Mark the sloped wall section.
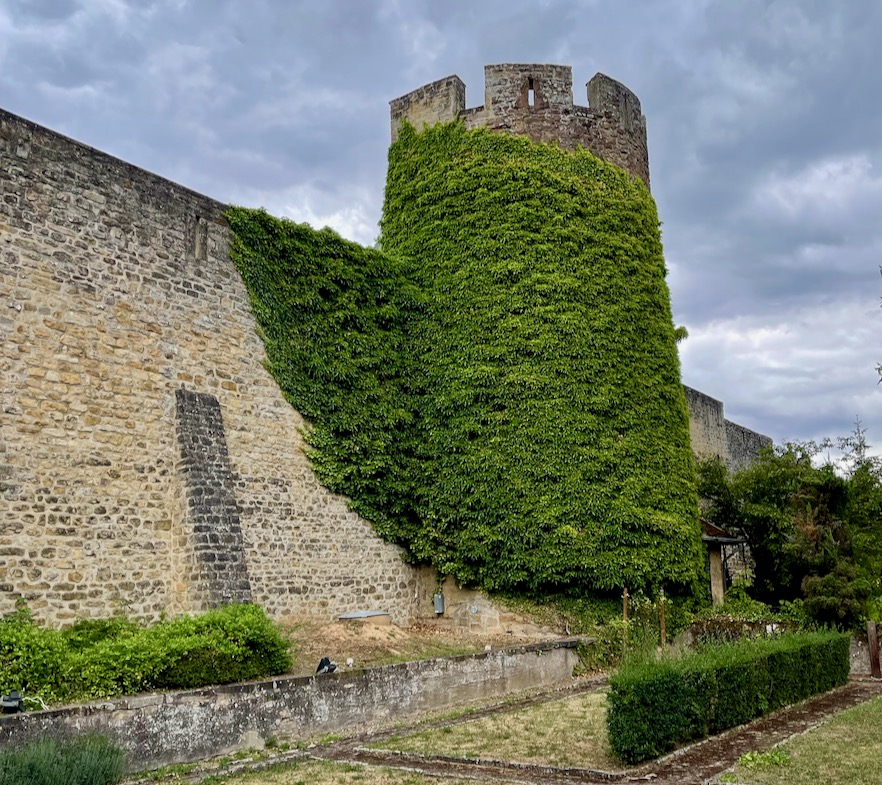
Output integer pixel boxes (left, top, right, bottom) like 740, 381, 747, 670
0, 109, 421, 625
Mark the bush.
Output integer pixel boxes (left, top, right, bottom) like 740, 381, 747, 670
607, 632, 850, 764
0, 603, 293, 705
61, 617, 140, 652
149, 603, 294, 689
0, 603, 69, 704
0, 736, 125, 785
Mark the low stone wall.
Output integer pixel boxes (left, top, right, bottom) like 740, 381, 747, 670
0, 638, 583, 772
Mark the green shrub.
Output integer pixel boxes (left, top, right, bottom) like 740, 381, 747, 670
607, 632, 850, 764
149, 603, 294, 689
0, 603, 293, 705
66, 603, 293, 699
0, 735, 125, 785
61, 617, 140, 652
0, 603, 68, 704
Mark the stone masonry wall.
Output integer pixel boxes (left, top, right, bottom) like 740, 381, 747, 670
684, 385, 772, 470
0, 108, 421, 626
725, 419, 774, 472
390, 64, 650, 188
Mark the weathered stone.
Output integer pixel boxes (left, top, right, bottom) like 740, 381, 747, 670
0, 108, 422, 625
391, 64, 651, 188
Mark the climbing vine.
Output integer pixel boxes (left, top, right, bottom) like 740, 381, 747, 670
227, 120, 703, 597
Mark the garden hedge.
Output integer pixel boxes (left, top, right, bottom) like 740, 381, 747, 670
0, 603, 292, 705
607, 632, 851, 763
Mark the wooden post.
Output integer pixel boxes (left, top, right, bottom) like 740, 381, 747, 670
659, 588, 666, 651
868, 621, 881, 679
708, 545, 725, 606
622, 588, 629, 622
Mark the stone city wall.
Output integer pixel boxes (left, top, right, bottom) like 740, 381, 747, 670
0, 108, 422, 626
684, 386, 772, 470
1, 94, 770, 628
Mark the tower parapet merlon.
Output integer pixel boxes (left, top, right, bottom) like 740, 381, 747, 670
389, 63, 650, 188
483, 63, 574, 112
389, 75, 465, 142
587, 72, 643, 132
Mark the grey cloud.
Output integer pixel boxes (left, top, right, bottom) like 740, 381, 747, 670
2, 0, 880, 449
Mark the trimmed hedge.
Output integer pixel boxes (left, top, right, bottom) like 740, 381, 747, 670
0, 603, 293, 705
607, 632, 850, 763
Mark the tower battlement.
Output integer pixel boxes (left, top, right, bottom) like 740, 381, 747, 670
390, 63, 650, 188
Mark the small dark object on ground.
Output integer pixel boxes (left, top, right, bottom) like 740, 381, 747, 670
0, 692, 23, 714
316, 657, 337, 675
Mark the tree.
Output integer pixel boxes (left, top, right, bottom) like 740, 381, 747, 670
697, 426, 882, 628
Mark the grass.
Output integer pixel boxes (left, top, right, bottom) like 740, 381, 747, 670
722, 696, 882, 785
0, 736, 125, 785
369, 690, 619, 770
177, 759, 486, 784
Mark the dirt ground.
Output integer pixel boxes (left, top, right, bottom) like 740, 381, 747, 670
282, 618, 557, 677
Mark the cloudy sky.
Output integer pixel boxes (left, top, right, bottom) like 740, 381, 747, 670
2, 0, 879, 456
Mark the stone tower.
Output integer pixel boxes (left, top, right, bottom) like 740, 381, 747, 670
390, 63, 650, 189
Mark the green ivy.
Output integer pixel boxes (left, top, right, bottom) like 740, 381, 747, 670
227, 120, 703, 596
225, 208, 426, 545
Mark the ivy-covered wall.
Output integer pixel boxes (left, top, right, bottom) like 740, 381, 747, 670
225, 211, 423, 546
228, 121, 704, 597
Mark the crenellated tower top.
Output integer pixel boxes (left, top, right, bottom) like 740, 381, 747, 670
390, 63, 650, 188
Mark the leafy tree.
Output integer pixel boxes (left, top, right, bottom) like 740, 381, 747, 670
697, 423, 882, 628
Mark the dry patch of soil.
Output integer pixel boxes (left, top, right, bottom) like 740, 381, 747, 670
369, 689, 617, 770
282, 619, 555, 677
